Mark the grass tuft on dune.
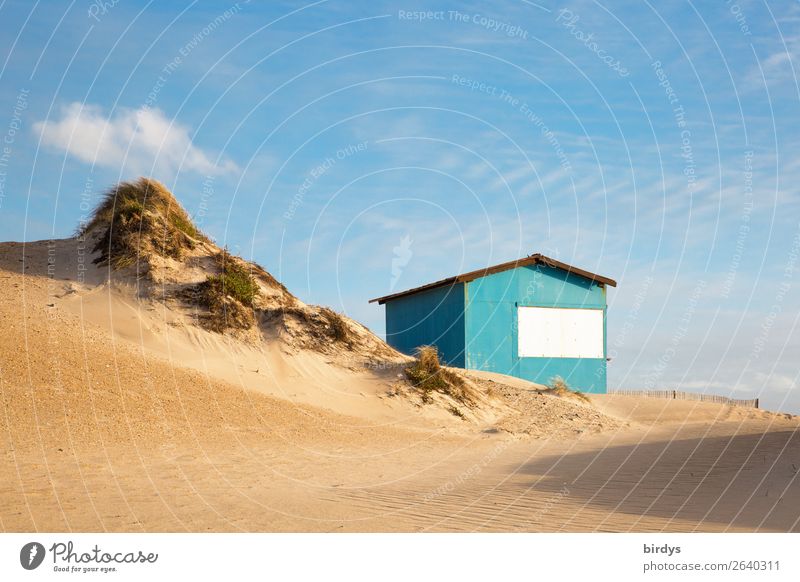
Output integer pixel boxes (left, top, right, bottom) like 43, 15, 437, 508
545, 376, 591, 403
405, 346, 475, 405
84, 177, 207, 269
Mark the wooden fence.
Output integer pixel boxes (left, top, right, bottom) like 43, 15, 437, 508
608, 389, 759, 409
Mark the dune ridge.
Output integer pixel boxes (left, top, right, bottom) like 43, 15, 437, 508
1, 178, 798, 532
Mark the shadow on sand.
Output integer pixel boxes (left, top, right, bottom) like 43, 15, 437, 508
516, 429, 800, 531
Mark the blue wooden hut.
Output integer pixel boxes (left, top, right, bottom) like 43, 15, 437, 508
370, 254, 616, 393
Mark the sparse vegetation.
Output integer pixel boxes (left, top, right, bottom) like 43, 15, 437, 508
544, 376, 590, 403
320, 307, 352, 344
73, 177, 407, 363
192, 250, 259, 332
207, 250, 259, 307
84, 178, 206, 269
448, 405, 466, 419
260, 305, 356, 349
79, 177, 385, 354
404, 346, 473, 404
249, 262, 289, 294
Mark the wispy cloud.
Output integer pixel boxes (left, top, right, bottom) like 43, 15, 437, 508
746, 45, 799, 90
34, 102, 238, 177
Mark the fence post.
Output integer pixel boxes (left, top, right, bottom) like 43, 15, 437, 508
755, 398, 759, 409
673, 390, 677, 400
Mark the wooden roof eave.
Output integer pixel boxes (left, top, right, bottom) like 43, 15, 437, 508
369, 254, 616, 305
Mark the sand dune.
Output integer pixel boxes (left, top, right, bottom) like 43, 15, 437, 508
2, 181, 798, 532
2, 243, 798, 532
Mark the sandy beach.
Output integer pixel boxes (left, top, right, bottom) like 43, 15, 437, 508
2, 236, 798, 533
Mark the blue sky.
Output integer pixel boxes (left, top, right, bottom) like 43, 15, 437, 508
1, 0, 799, 412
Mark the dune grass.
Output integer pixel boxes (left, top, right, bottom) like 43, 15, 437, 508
319, 307, 352, 344
206, 250, 259, 307
85, 178, 206, 269
193, 250, 259, 332
545, 376, 590, 403
404, 346, 473, 405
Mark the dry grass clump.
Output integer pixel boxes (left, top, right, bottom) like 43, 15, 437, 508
448, 405, 466, 419
404, 346, 473, 404
261, 305, 355, 349
249, 262, 289, 294
207, 250, 260, 307
85, 178, 205, 269
544, 376, 590, 403
190, 250, 259, 332
319, 307, 352, 344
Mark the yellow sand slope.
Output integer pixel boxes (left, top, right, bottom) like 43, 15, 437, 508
2, 183, 798, 533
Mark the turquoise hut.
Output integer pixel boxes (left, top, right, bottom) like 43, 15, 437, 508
370, 254, 616, 393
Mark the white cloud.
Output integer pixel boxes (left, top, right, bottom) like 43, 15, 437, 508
34, 102, 237, 177
750, 372, 796, 394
